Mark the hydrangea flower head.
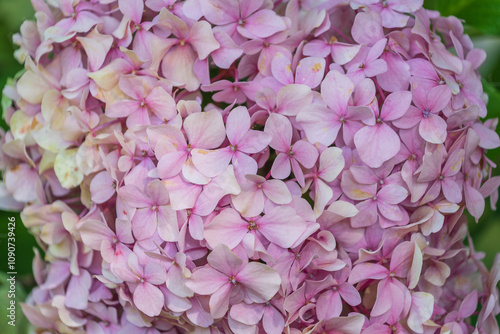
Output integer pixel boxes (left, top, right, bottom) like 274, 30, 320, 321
2, 0, 500, 333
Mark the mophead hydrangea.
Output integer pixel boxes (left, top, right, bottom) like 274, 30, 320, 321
1, 0, 500, 333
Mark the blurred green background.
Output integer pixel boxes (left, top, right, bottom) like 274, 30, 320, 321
0, 0, 499, 332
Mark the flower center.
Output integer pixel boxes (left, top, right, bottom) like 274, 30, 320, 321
230, 144, 237, 152
328, 36, 338, 45
376, 116, 383, 124
151, 205, 157, 211
422, 108, 431, 118
238, 19, 245, 27
248, 220, 258, 231
229, 276, 238, 285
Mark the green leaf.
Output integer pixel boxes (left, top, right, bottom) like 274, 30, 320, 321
424, 0, 500, 35
483, 78, 500, 119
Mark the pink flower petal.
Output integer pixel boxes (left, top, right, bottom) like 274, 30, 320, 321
226, 106, 250, 145
408, 292, 434, 333
262, 305, 285, 334
276, 84, 313, 116
187, 21, 220, 60
351, 199, 378, 227
132, 208, 157, 240
209, 281, 232, 318
238, 130, 272, 154
292, 140, 318, 168
321, 70, 353, 113
348, 263, 388, 284
258, 206, 308, 248
204, 208, 248, 249
296, 105, 341, 146
90, 171, 115, 204
354, 123, 401, 168
236, 262, 281, 302
240, 9, 287, 38
184, 110, 226, 149
377, 184, 408, 204
191, 147, 233, 178
442, 178, 462, 204
271, 52, 294, 86
427, 84, 452, 113
377, 201, 404, 221
341, 171, 377, 201
419, 114, 447, 144
318, 147, 344, 182
442, 149, 465, 177
78, 219, 114, 250
157, 151, 188, 179
271, 153, 291, 180
133, 282, 164, 317
380, 91, 412, 121
262, 180, 292, 205
145, 86, 177, 121
316, 290, 342, 320
186, 267, 229, 295
118, 0, 144, 23
295, 57, 326, 89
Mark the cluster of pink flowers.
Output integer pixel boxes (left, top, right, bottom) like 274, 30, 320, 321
2, 0, 500, 332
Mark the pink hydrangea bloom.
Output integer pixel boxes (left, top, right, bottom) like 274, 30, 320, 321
1, 0, 500, 333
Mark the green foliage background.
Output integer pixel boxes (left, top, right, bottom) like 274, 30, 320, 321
0, 0, 498, 332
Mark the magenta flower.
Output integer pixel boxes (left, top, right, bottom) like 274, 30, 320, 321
264, 113, 318, 187
185, 244, 281, 318
119, 179, 178, 241
204, 205, 308, 250
352, 0, 423, 28
199, 0, 287, 43
394, 85, 452, 144
297, 70, 374, 147
150, 109, 226, 184
158, 10, 220, 91
418, 148, 465, 204
271, 53, 326, 89
303, 34, 361, 66
342, 169, 409, 227
231, 174, 292, 217
354, 90, 412, 168
112, 252, 166, 317
191, 106, 271, 178
105, 75, 177, 127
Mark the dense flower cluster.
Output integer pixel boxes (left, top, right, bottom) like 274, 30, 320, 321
2, 0, 500, 332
